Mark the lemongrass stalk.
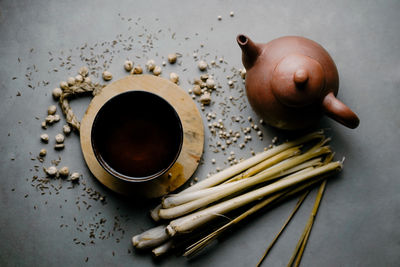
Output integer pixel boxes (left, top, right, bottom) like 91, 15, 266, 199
184, 176, 329, 257
159, 146, 331, 220
163, 164, 314, 211
132, 225, 170, 249
152, 240, 174, 257
162, 180, 243, 208
150, 204, 162, 221
225, 146, 301, 183
274, 158, 322, 176
288, 180, 327, 267
166, 161, 341, 236
180, 131, 325, 193
163, 148, 307, 208
256, 191, 310, 267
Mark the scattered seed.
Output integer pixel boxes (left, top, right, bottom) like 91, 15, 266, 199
198, 60, 208, 71
54, 144, 65, 150
48, 105, 57, 115
39, 149, 47, 157
63, 125, 71, 135
45, 166, 58, 176
124, 60, 133, 71
193, 85, 202, 95
102, 71, 113, 81
59, 166, 69, 177
153, 66, 162, 76
169, 72, 179, 84
132, 65, 143, 74
146, 59, 156, 71
167, 53, 177, 64
40, 133, 49, 143
70, 172, 80, 182
55, 134, 65, 144
200, 92, 211, 105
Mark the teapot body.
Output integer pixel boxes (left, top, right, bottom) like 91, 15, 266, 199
238, 35, 359, 130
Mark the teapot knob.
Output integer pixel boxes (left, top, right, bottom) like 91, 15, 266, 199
293, 69, 308, 84
271, 53, 325, 107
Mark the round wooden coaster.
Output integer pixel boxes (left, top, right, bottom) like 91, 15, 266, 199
80, 75, 204, 198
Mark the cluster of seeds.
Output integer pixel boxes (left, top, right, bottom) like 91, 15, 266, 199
186, 74, 217, 107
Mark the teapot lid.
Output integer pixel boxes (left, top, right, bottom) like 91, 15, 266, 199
271, 53, 325, 107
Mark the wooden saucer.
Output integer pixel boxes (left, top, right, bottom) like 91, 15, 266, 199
80, 75, 204, 198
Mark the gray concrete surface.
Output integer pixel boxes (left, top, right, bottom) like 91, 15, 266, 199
0, 0, 399, 266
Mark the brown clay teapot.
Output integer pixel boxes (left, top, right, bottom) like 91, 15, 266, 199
237, 34, 360, 130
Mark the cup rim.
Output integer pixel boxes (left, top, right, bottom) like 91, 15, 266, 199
91, 90, 183, 183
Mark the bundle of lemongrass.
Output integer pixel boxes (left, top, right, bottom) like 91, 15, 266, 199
132, 130, 342, 258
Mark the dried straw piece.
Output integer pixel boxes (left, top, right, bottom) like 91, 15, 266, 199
256, 191, 310, 267
287, 180, 327, 267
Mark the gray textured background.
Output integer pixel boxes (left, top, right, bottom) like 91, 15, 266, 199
1, 0, 399, 266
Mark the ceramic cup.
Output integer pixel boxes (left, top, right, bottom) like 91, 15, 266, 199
91, 90, 183, 182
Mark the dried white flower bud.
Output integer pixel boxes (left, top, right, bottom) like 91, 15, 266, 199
84, 76, 91, 84
63, 124, 71, 135
54, 114, 60, 122
153, 66, 162, 76
200, 92, 211, 105
198, 60, 208, 71
54, 144, 65, 150
75, 74, 83, 83
52, 88, 62, 99
169, 72, 179, 84
67, 77, 75, 86
59, 166, 69, 177
102, 71, 113, 81
124, 60, 133, 71
228, 80, 234, 87
206, 78, 215, 89
41, 121, 47, 129
60, 81, 69, 90
200, 74, 209, 81
132, 65, 143, 74
79, 66, 89, 77
193, 85, 202, 95
240, 68, 246, 79
167, 53, 177, 64
230, 11, 234, 17
146, 59, 156, 71
55, 133, 65, 144
217, 15, 222, 20
45, 115, 55, 124
70, 172, 80, 182
39, 149, 47, 157
46, 166, 57, 176
48, 105, 57, 115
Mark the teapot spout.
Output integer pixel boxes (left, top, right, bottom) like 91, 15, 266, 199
322, 92, 360, 129
237, 34, 261, 70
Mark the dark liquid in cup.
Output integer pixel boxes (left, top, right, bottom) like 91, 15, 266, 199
92, 91, 183, 180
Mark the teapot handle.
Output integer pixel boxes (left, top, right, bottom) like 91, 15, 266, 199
322, 92, 360, 129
